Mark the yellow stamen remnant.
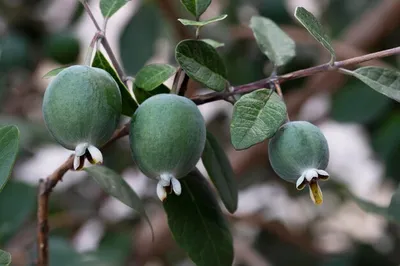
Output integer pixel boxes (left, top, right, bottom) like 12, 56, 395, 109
308, 180, 323, 205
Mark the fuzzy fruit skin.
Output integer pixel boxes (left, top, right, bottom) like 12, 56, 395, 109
42, 65, 121, 150
130, 94, 206, 180
268, 121, 329, 183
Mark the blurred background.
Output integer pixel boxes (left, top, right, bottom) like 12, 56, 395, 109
0, 0, 400, 265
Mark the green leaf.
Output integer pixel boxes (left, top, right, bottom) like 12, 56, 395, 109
163, 169, 234, 266
180, 0, 211, 18
202, 131, 238, 213
249, 16, 295, 66
178, 14, 228, 27
230, 89, 287, 150
352, 67, 400, 102
201, 39, 224, 48
388, 185, 400, 221
176, 40, 227, 92
42, 66, 67, 78
85, 166, 154, 238
0, 125, 19, 192
0, 249, 11, 266
134, 84, 170, 104
0, 181, 36, 243
100, 0, 129, 18
134, 64, 176, 91
92, 50, 138, 116
294, 7, 335, 61
120, 2, 161, 75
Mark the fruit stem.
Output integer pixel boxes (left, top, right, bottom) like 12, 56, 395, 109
271, 80, 290, 122
84, 32, 102, 66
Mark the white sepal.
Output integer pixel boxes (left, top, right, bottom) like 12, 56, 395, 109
75, 143, 89, 157
305, 169, 318, 181
316, 169, 330, 180
159, 173, 173, 186
87, 145, 103, 165
73, 155, 81, 170
171, 177, 182, 196
156, 182, 167, 201
296, 173, 306, 190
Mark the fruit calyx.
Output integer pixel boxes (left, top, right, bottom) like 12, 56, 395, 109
73, 143, 103, 170
296, 168, 329, 205
156, 173, 182, 201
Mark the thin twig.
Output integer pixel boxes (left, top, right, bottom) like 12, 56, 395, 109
81, 0, 127, 84
271, 80, 290, 121
44, 123, 130, 195
82, 0, 101, 31
37, 180, 49, 266
171, 68, 183, 94
191, 45, 400, 105
178, 74, 190, 96
84, 32, 103, 66
36, 123, 130, 266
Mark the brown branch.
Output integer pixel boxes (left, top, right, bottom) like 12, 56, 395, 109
177, 73, 190, 96
298, 0, 400, 114
44, 123, 129, 195
171, 68, 183, 93
37, 180, 49, 266
36, 123, 130, 266
36, 1, 400, 265
190, 45, 400, 105
132, 2, 400, 264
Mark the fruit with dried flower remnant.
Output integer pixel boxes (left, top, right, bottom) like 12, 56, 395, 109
268, 121, 330, 204
42, 65, 122, 170
129, 94, 206, 201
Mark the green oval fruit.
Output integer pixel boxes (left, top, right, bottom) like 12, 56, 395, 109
129, 94, 206, 200
130, 94, 206, 179
268, 121, 330, 204
42, 65, 121, 169
44, 31, 80, 65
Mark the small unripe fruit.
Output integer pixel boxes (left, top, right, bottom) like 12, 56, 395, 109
42, 65, 122, 170
129, 94, 206, 201
268, 121, 330, 204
